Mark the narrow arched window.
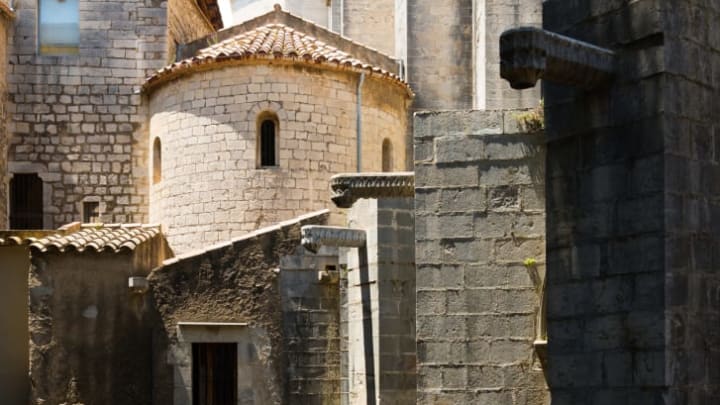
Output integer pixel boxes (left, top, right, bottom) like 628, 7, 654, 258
382, 138, 393, 172
153, 137, 162, 184
258, 113, 278, 167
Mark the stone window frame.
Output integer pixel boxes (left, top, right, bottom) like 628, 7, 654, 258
8, 162, 58, 229
79, 196, 106, 224
250, 102, 287, 170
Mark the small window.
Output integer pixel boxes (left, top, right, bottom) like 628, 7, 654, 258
382, 138, 393, 172
257, 113, 278, 167
38, 0, 80, 55
192, 343, 237, 405
10, 174, 43, 229
153, 137, 162, 184
82, 201, 100, 223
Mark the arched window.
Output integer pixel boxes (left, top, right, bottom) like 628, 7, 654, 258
382, 138, 393, 172
153, 137, 162, 184
257, 112, 278, 167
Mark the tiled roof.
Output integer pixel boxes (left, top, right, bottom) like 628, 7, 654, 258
143, 23, 410, 94
0, 223, 161, 254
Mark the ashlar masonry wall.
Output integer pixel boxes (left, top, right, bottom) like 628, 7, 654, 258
541, 0, 720, 402
343, 0, 396, 57
8, 0, 167, 228
482, 0, 542, 110
414, 110, 548, 403
148, 64, 409, 253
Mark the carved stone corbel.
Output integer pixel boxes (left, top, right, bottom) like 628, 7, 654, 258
330, 172, 415, 208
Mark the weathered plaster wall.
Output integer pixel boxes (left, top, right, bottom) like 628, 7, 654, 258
542, 0, 720, 402
343, 0, 395, 57
8, 0, 167, 228
28, 251, 161, 405
407, 0, 473, 110
343, 197, 416, 404
414, 110, 548, 403
148, 64, 409, 253
0, 14, 9, 229
279, 247, 342, 404
0, 246, 29, 404
148, 211, 329, 404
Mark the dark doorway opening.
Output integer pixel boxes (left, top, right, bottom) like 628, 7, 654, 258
192, 343, 237, 405
9, 174, 43, 229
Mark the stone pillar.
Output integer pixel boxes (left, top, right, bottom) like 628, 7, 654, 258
328, 172, 416, 404
344, 197, 416, 404
407, 0, 474, 110
482, 0, 542, 110
279, 248, 342, 404
534, 0, 720, 402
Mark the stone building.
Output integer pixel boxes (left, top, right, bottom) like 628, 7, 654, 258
0, 0, 564, 404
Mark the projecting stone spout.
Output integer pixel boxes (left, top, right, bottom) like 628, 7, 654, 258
500, 27, 616, 90
300, 225, 366, 253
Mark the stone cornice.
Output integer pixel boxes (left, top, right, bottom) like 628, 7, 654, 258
500, 27, 616, 90
300, 225, 366, 253
330, 172, 415, 208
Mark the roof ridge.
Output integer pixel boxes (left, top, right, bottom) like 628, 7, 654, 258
143, 21, 412, 96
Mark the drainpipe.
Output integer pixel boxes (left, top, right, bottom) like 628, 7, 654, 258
356, 72, 365, 172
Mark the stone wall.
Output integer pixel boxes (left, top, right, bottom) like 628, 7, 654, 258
148, 210, 329, 404
541, 0, 720, 402
8, 0, 167, 228
279, 247, 342, 404
0, 12, 9, 229
407, 0, 473, 110
227, 0, 330, 28
148, 64, 409, 253
343, 0, 396, 57
414, 110, 548, 403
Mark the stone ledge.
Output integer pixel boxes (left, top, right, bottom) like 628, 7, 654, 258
330, 172, 415, 208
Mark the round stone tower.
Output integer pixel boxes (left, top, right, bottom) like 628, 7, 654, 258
143, 20, 411, 252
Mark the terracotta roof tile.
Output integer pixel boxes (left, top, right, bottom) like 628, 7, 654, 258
143, 23, 410, 94
0, 223, 161, 254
